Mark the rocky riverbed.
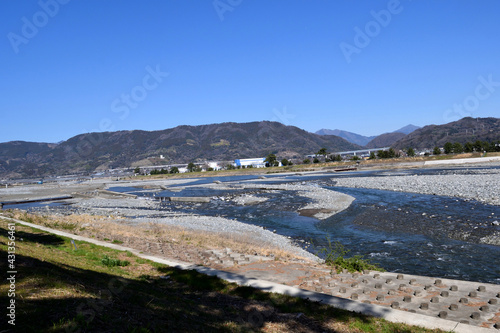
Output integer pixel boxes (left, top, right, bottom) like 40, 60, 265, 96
8, 178, 355, 262
332, 167, 500, 206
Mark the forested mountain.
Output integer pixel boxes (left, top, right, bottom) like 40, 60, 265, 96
392, 117, 500, 149
0, 121, 361, 178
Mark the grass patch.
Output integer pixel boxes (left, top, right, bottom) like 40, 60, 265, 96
101, 255, 130, 267
318, 237, 384, 273
0, 219, 441, 333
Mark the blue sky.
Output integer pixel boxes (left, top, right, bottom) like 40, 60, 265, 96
1, 0, 500, 143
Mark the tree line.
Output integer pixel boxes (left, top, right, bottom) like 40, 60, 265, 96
434, 140, 500, 155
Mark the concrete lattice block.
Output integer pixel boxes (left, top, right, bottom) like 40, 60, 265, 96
438, 311, 447, 319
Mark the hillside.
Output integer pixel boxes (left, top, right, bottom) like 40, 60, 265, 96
393, 117, 500, 149
0, 121, 361, 178
315, 129, 376, 146
365, 132, 407, 148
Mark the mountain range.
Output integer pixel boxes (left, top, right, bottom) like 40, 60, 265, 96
0, 118, 498, 179
315, 124, 420, 146
392, 117, 500, 150
0, 121, 360, 179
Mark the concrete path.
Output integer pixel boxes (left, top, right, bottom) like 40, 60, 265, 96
2, 215, 499, 332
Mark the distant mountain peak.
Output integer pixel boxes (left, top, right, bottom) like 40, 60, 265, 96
394, 124, 420, 135
315, 129, 376, 146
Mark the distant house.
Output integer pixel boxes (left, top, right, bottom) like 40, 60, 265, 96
207, 162, 221, 170
234, 158, 266, 168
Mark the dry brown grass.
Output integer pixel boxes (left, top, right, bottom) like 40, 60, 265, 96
4, 210, 313, 262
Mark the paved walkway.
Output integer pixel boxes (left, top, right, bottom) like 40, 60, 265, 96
2, 215, 499, 332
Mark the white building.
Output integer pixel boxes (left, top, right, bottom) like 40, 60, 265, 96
207, 162, 221, 170
234, 158, 266, 168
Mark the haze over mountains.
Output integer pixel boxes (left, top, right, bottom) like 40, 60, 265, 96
315, 124, 420, 147
0, 118, 498, 179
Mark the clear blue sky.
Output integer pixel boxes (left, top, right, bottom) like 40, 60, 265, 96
1, 0, 500, 143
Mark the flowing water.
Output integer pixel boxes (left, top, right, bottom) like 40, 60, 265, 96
20, 166, 500, 283
125, 167, 500, 284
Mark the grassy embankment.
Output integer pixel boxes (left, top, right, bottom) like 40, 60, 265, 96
3, 211, 308, 261
0, 220, 442, 333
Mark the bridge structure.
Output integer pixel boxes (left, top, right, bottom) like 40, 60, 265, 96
307, 147, 391, 158
334, 147, 391, 157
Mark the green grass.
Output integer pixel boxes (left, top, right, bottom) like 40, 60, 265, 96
0, 220, 442, 333
317, 237, 384, 273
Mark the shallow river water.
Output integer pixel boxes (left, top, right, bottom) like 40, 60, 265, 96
138, 167, 500, 284
21, 166, 500, 284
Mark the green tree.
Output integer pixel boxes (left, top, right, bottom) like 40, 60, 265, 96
473, 140, 483, 152
482, 141, 491, 152
464, 142, 474, 153
265, 154, 278, 167
406, 148, 416, 157
351, 155, 361, 161
377, 150, 389, 159
281, 158, 289, 166
443, 142, 453, 154
303, 158, 311, 164
317, 147, 327, 158
187, 162, 196, 172
134, 167, 141, 174
170, 166, 179, 174
433, 146, 441, 155
368, 151, 376, 160
453, 142, 464, 154
313, 157, 320, 163
388, 148, 396, 158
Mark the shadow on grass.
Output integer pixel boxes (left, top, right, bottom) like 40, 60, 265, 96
0, 223, 411, 333
11, 230, 65, 246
